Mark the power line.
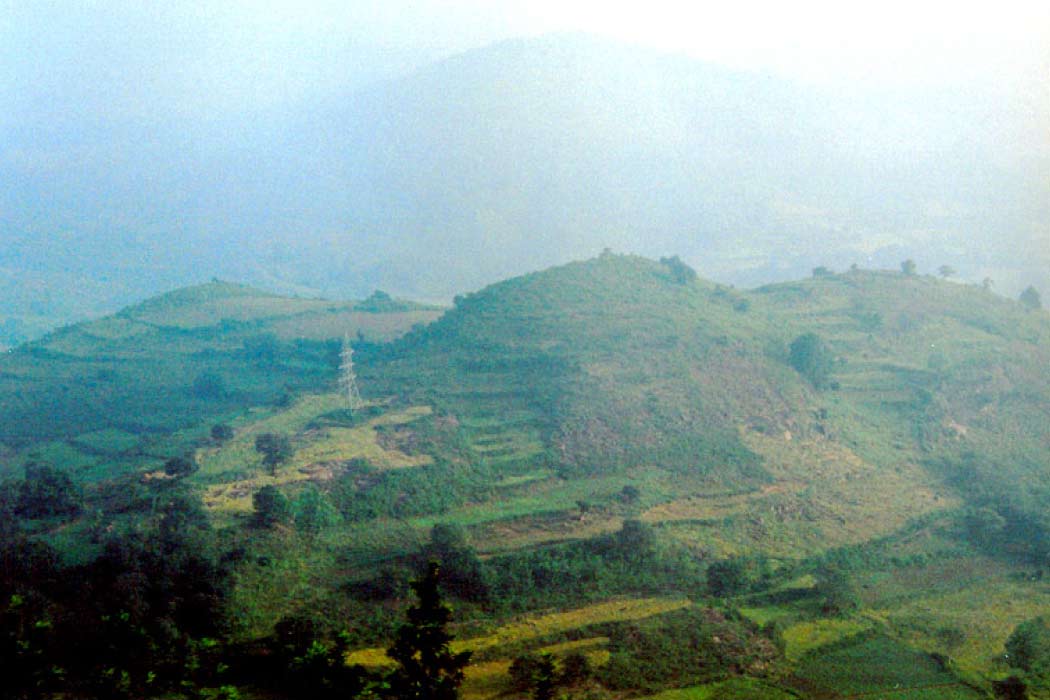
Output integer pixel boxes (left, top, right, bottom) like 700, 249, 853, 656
339, 334, 364, 413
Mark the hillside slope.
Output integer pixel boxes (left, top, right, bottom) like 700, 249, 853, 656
0, 281, 440, 481
361, 254, 1050, 555
4, 258, 1050, 698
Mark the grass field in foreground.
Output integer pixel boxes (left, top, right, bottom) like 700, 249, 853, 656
345, 596, 691, 668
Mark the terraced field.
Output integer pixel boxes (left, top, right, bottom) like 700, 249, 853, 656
198, 396, 434, 515
5, 257, 1050, 699
346, 597, 691, 699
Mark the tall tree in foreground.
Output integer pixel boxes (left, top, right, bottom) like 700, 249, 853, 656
386, 563, 471, 700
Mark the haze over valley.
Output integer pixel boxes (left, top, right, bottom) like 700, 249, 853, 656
2, 3, 1047, 345
3, 4, 1050, 700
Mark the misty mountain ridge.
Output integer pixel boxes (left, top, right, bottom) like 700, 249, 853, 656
3, 33, 1046, 344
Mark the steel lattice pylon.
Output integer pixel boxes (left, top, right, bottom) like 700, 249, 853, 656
338, 335, 364, 413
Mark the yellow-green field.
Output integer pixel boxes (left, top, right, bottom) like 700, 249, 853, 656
347, 596, 690, 667
197, 395, 432, 515
781, 618, 873, 661
877, 571, 1050, 674
346, 595, 690, 698
347, 599, 685, 698
636, 677, 800, 700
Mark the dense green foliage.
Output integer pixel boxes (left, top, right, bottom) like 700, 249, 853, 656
386, 563, 472, 700
601, 607, 778, 691
252, 486, 293, 528
2, 255, 1049, 698
793, 632, 984, 698
254, 433, 293, 476
0, 498, 231, 700
1005, 616, 1050, 696
1020, 285, 1043, 311
0, 281, 439, 482
16, 463, 82, 519
787, 332, 833, 388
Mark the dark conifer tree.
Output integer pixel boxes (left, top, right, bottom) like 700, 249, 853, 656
386, 563, 471, 700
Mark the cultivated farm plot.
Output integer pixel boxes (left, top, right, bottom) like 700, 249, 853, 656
793, 633, 984, 699
640, 481, 805, 524
346, 596, 690, 699
872, 565, 1050, 675
639, 678, 798, 700
781, 618, 874, 661
730, 431, 958, 553
198, 396, 433, 515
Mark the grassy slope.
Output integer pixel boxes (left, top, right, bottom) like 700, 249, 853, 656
359, 258, 1048, 691
5, 257, 1050, 696
360, 257, 1050, 563
0, 281, 441, 481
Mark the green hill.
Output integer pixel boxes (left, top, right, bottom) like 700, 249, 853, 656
3, 257, 1049, 699
0, 281, 440, 481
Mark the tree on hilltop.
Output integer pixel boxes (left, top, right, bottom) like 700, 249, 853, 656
1020, 286, 1042, 311
210, 423, 234, 443
659, 255, 697, 284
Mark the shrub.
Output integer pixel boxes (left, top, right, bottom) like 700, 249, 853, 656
252, 486, 292, 528
420, 523, 489, 602
1005, 617, 1050, 673
815, 563, 859, 616
294, 487, 339, 537
163, 456, 198, 478
660, 256, 698, 284
619, 485, 640, 504
191, 372, 228, 399
1020, 286, 1043, 311
509, 654, 543, 692
559, 652, 591, 685
707, 558, 750, 597
789, 333, 833, 388
210, 423, 234, 443
16, 463, 82, 519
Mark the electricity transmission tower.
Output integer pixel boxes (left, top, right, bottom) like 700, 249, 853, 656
339, 335, 364, 413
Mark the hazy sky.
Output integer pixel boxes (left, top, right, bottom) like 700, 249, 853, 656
3, 0, 1048, 131
0, 0, 1047, 325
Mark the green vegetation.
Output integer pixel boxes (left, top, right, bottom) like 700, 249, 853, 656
386, 563, 472, 700
787, 332, 834, 388
0, 281, 440, 481
254, 433, 293, 476
16, 463, 82, 519
3, 255, 1050, 698
1020, 285, 1043, 311
1005, 617, 1050, 697
793, 632, 984, 698
252, 485, 293, 528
